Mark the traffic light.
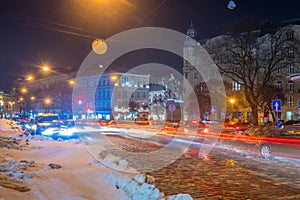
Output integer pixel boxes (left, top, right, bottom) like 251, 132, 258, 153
259, 116, 264, 124
77, 97, 83, 105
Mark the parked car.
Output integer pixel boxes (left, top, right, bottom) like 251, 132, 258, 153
284, 120, 300, 126
259, 126, 300, 160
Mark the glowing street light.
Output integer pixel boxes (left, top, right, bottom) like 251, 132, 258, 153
26, 75, 34, 81
42, 65, 50, 72
111, 75, 118, 81
21, 88, 28, 93
69, 79, 75, 85
44, 98, 51, 105
229, 98, 235, 109
30, 96, 36, 101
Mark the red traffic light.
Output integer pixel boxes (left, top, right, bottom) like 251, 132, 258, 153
77, 97, 83, 105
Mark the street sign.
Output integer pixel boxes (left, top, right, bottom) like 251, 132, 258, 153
210, 105, 216, 113
168, 104, 176, 112
275, 120, 283, 129
272, 100, 281, 111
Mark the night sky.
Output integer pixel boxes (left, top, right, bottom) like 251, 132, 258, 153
0, 0, 299, 91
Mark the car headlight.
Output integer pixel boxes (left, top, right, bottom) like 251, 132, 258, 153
25, 124, 31, 129
31, 124, 37, 130
59, 128, 76, 136
41, 128, 57, 136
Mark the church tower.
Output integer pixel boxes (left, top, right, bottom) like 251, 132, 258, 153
182, 22, 203, 121
183, 21, 201, 89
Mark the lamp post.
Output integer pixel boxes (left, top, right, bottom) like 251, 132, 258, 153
229, 98, 235, 110
8, 101, 15, 118
229, 98, 235, 121
44, 98, 51, 113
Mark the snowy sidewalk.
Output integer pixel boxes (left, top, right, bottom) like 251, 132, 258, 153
0, 119, 193, 200
0, 119, 127, 200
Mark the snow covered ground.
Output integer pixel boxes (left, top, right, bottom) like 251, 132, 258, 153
0, 119, 193, 200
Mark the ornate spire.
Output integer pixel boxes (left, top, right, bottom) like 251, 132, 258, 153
186, 21, 197, 39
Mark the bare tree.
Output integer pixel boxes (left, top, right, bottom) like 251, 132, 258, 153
206, 20, 290, 124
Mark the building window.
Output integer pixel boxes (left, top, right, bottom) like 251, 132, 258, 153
286, 31, 294, 40
184, 59, 188, 66
276, 50, 282, 61
287, 64, 294, 74
276, 66, 282, 75
232, 81, 241, 91
121, 77, 128, 84
194, 71, 198, 79
287, 95, 294, 106
275, 80, 282, 89
288, 48, 295, 58
288, 81, 294, 93
184, 72, 188, 79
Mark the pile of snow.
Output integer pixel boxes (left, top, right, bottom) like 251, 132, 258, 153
95, 150, 137, 173
104, 172, 193, 200
0, 136, 28, 150
0, 156, 39, 192
0, 119, 23, 137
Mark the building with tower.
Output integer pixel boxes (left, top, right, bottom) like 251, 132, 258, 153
183, 19, 300, 123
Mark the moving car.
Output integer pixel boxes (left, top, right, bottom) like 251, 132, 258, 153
30, 113, 61, 135
134, 118, 150, 125
259, 126, 300, 160
225, 122, 252, 133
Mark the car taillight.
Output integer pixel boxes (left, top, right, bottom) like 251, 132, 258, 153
236, 126, 240, 130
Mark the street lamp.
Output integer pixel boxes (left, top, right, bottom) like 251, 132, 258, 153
8, 101, 15, 118
111, 75, 118, 81
21, 88, 28, 94
229, 98, 235, 121
44, 98, 51, 113
69, 79, 75, 85
229, 98, 235, 110
26, 75, 34, 81
42, 65, 50, 72
44, 98, 51, 105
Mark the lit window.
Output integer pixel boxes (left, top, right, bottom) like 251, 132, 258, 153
232, 81, 241, 91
